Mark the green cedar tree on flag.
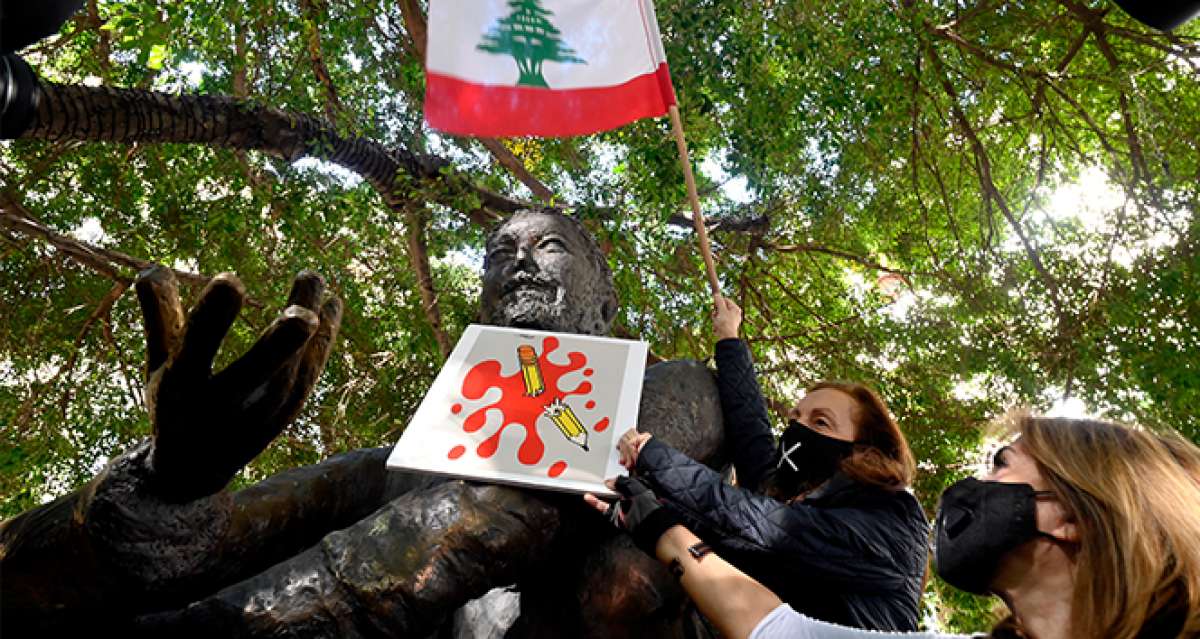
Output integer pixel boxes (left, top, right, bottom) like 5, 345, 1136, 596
424, 0, 677, 137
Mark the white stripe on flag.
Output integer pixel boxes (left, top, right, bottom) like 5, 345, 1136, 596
427, 0, 666, 90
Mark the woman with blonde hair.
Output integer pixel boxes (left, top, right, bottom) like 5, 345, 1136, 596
595, 414, 1200, 638
963, 414, 1200, 638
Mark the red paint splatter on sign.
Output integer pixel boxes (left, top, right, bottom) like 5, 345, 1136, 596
454, 336, 601, 469
451, 403, 462, 415
584, 368, 593, 376
548, 461, 567, 477
448, 445, 466, 459
585, 400, 596, 410
593, 418, 610, 432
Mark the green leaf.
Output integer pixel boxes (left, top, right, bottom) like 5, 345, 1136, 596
147, 44, 169, 70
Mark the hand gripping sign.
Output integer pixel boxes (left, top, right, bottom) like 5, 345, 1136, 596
387, 325, 647, 496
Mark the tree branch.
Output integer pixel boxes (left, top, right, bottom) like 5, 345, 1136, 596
299, 0, 343, 123
16, 80, 526, 220
1090, 26, 1151, 186
283, 0, 457, 360
761, 240, 913, 276
759, 268, 838, 330
1031, 26, 1091, 117
0, 190, 243, 299
9, 278, 129, 430
926, 45, 1065, 308
404, 207, 452, 359
476, 138, 557, 203
54, 280, 129, 417
666, 211, 770, 235
938, 0, 1003, 31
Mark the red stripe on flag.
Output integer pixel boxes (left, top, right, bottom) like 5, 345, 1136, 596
425, 63, 676, 138
655, 63, 677, 108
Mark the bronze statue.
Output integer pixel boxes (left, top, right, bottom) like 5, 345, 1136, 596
0, 210, 726, 637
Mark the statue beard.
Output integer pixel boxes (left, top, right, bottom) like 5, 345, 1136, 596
490, 279, 571, 332
482, 270, 611, 335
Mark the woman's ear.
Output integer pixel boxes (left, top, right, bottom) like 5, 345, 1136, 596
1045, 512, 1080, 544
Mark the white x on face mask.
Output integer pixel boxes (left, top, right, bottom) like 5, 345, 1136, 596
773, 420, 856, 490
777, 440, 803, 472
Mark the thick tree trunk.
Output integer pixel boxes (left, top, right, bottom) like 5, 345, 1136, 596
10, 77, 771, 236
17, 80, 525, 217
11, 78, 516, 354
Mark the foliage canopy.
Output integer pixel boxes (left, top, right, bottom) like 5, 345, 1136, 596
1, 0, 1197, 630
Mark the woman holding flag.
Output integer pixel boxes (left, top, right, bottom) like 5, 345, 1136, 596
589, 296, 928, 632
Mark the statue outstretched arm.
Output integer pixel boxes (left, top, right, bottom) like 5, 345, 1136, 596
137, 480, 561, 638
0, 267, 347, 629
130, 360, 727, 638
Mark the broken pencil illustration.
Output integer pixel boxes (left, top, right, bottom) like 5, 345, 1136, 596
517, 344, 546, 397
544, 396, 589, 451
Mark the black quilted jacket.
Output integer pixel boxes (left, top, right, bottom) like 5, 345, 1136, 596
635, 339, 928, 632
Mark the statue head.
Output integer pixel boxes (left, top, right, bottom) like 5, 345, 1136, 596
480, 210, 618, 336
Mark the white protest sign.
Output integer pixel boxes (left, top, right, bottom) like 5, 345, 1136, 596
387, 325, 647, 496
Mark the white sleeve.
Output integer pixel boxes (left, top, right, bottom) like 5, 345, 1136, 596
747, 604, 976, 639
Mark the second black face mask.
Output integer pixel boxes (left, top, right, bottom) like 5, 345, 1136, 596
773, 420, 855, 494
933, 477, 1056, 594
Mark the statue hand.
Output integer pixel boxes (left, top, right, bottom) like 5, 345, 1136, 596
0, 267, 343, 624
135, 266, 342, 502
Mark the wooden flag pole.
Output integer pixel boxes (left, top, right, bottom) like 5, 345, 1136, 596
667, 104, 721, 301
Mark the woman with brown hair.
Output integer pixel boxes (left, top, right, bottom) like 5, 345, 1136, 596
594, 297, 929, 631
595, 414, 1200, 638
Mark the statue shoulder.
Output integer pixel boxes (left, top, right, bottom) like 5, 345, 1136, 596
638, 360, 725, 467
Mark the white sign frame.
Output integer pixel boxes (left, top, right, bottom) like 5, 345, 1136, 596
386, 325, 647, 497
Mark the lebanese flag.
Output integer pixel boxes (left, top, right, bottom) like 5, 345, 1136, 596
425, 0, 677, 138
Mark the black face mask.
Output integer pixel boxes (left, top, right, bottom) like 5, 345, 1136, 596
773, 420, 855, 495
933, 477, 1057, 594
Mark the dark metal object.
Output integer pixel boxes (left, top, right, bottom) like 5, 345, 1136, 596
0, 211, 727, 637
137, 481, 563, 638
0, 0, 85, 54
0, 0, 83, 137
1, 53, 39, 139
1, 267, 346, 631
1112, 0, 1200, 30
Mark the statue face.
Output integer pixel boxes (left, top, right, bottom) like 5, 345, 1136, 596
480, 211, 616, 335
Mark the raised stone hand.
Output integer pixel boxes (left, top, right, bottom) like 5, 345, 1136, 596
0, 266, 343, 632
136, 266, 341, 501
